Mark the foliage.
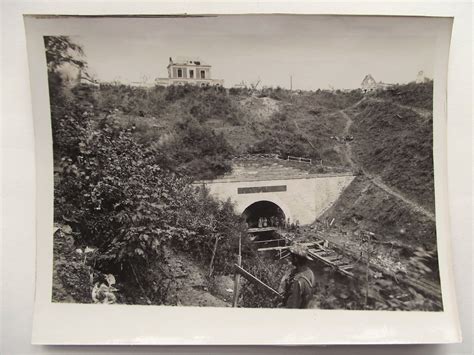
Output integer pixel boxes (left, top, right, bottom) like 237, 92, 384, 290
96, 84, 164, 116
239, 254, 291, 308
92, 274, 118, 304
52, 91, 244, 304
166, 117, 235, 179
44, 36, 86, 72
46, 37, 247, 305
350, 100, 434, 211
373, 81, 433, 110
52, 235, 93, 303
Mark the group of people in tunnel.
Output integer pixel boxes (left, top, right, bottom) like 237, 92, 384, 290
256, 216, 300, 231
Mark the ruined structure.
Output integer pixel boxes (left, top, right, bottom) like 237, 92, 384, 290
361, 74, 392, 92
156, 57, 224, 87
416, 70, 429, 84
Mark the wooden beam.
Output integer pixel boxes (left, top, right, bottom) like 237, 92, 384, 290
253, 238, 287, 244
234, 264, 282, 297
258, 245, 291, 252
247, 227, 278, 233
232, 235, 242, 307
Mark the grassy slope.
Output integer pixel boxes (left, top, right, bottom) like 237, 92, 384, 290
221, 89, 362, 166
100, 83, 435, 248
372, 81, 433, 110
320, 81, 436, 249
104, 85, 364, 167
320, 176, 437, 247
350, 83, 435, 212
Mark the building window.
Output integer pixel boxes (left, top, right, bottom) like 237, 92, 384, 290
200, 70, 206, 79
189, 70, 194, 79
177, 68, 183, 78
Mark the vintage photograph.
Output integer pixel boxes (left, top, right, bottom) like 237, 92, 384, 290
47, 15, 442, 311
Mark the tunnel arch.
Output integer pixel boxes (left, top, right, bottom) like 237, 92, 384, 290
241, 199, 292, 228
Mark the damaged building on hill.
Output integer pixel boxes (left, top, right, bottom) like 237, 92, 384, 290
156, 57, 224, 87
361, 74, 393, 93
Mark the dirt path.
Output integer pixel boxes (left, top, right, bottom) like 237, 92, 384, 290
339, 105, 435, 222
364, 172, 435, 221
339, 110, 356, 170
164, 248, 231, 307
367, 97, 432, 120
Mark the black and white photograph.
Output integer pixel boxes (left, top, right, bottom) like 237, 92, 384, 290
40, 15, 446, 312
1, 0, 467, 347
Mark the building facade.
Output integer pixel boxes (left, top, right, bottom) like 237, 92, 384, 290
156, 57, 224, 87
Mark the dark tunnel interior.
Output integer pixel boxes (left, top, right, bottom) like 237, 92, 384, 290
242, 201, 286, 228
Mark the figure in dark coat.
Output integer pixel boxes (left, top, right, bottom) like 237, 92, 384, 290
284, 245, 316, 309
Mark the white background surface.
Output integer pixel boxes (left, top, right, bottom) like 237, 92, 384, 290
1, 1, 472, 354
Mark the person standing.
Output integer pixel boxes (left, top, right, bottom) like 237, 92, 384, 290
284, 245, 316, 309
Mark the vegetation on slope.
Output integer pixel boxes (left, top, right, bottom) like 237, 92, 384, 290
372, 81, 433, 110
321, 176, 436, 247
349, 97, 434, 212
48, 37, 249, 305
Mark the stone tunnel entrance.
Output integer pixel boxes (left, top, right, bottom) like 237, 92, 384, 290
242, 201, 286, 229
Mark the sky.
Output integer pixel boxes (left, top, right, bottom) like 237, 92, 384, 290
61, 15, 438, 90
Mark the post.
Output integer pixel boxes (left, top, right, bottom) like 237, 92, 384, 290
364, 232, 372, 308
208, 234, 219, 277
232, 234, 242, 307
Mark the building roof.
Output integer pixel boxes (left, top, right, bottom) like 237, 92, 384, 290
169, 56, 210, 66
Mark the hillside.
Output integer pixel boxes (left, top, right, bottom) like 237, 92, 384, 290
320, 81, 435, 240
96, 85, 363, 170
57, 77, 437, 308
94, 81, 435, 240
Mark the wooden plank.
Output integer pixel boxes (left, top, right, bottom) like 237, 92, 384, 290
339, 265, 355, 270
232, 235, 242, 307
258, 245, 291, 252
253, 238, 287, 244
307, 248, 326, 254
234, 264, 282, 297
325, 255, 342, 262
247, 227, 278, 233
259, 242, 319, 252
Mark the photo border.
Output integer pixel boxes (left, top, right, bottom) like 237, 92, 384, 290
24, 6, 460, 346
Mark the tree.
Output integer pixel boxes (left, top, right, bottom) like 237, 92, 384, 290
44, 36, 86, 73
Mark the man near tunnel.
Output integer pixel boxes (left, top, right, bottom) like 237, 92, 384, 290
284, 244, 316, 309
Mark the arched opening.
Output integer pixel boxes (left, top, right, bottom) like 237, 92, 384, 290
242, 201, 286, 229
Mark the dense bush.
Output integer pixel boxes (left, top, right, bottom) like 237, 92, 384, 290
53, 106, 246, 302
165, 117, 235, 180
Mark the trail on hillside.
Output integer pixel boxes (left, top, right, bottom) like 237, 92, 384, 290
339, 110, 356, 170
340, 104, 435, 222
365, 172, 435, 221
367, 97, 432, 120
